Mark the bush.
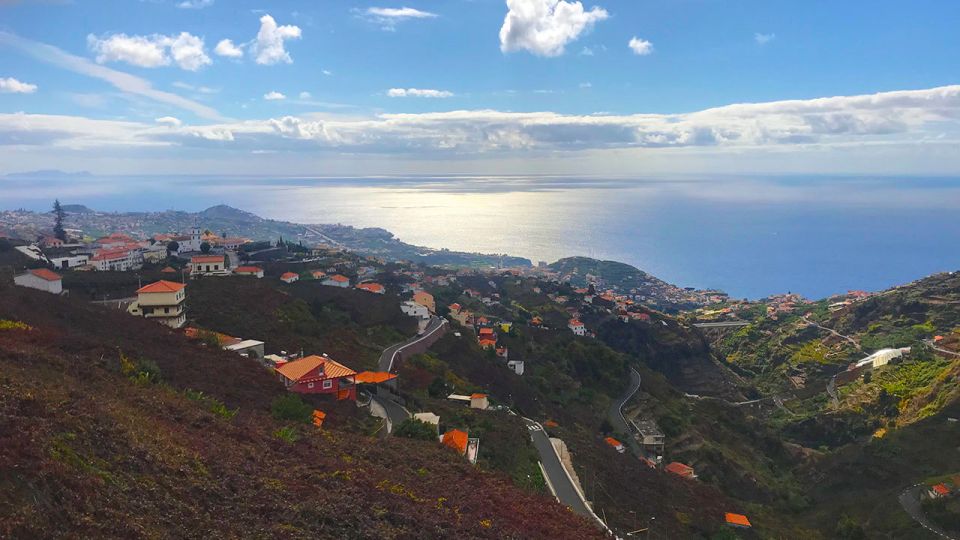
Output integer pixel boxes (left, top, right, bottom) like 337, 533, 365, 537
393, 419, 438, 441
271, 394, 313, 424
274, 426, 300, 443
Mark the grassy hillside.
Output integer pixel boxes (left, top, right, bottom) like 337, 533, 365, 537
0, 284, 602, 539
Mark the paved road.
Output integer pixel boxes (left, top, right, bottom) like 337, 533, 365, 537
608, 368, 642, 456
692, 321, 750, 328
521, 418, 595, 519
370, 393, 411, 432
899, 484, 958, 539
925, 339, 960, 358
378, 315, 446, 372
802, 316, 862, 351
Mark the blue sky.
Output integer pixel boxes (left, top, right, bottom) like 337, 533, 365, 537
1, 0, 959, 176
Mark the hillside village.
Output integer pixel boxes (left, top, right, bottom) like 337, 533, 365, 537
3, 204, 960, 539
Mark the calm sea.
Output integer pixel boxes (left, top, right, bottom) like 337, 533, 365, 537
4, 174, 960, 299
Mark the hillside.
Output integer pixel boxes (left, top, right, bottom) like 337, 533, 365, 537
0, 284, 603, 539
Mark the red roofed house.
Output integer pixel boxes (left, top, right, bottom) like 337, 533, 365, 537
413, 291, 435, 313
161, 266, 177, 274
280, 272, 299, 283
275, 354, 357, 400
568, 319, 586, 336
322, 274, 350, 288
665, 462, 697, 479
441, 429, 468, 455
470, 393, 489, 410
190, 254, 227, 276
928, 483, 951, 499
311, 270, 327, 280
13, 268, 63, 295
724, 513, 751, 529
356, 282, 385, 294
128, 280, 187, 328
91, 248, 142, 271
233, 266, 264, 278
604, 437, 625, 453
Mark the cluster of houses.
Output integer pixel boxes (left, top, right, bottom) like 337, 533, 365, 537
18, 227, 253, 274
448, 303, 523, 376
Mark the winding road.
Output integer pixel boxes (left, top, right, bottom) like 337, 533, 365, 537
378, 315, 446, 372
899, 484, 958, 539
608, 368, 642, 456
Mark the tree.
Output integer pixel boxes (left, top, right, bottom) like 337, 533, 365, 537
167, 240, 179, 255
393, 419, 438, 441
428, 376, 449, 398
52, 199, 66, 241
0, 238, 11, 253
835, 514, 866, 539
200, 242, 211, 254
270, 394, 313, 424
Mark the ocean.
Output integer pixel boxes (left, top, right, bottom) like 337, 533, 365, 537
4, 174, 960, 300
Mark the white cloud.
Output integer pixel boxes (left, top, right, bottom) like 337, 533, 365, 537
579, 46, 594, 56
264, 91, 286, 100
362, 6, 438, 30
322, 69, 332, 76
172, 81, 218, 94
155, 116, 182, 127
177, 0, 214, 8
628, 36, 653, 56
0, 77, 37, 94
250, 15, 301, 65
299, 91, 311, 99
0, 31, 223, 120
755, 33, 775, 45
499, 0, 609, 57
579, 82, 592, 88
86, 32, 211, 71
387, 88, 454, 98
214, 38, 243, 58
2, 86, 959, 166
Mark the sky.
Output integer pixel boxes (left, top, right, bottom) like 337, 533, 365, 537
1, 0, 959, 176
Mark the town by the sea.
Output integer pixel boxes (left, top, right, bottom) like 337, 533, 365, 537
3, 173, 959, 300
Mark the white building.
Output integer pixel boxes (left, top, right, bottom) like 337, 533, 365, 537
224, 339, 265, 360
177, 227, 204, 254
507, 359, 525, 376
400, 300, 430, 320
568, 319, 586, 336
13, 268, 63, 294
233, 266, 264, 278
91, 249, 142, 271
190, 254, 228, 276
127, 280, 187, 329
48, 253, 89, 270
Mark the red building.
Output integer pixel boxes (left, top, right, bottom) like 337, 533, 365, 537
275, 354, 357, 400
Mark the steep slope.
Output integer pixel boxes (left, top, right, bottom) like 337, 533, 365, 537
0, 285, 603, 539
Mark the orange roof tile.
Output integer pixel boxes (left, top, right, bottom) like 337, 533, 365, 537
442, 429, 468, 454
191, 255, 224, 263
275, 355, 356, 383
470, 393, 487, 399
280, 272, 299, 279
234, 266, 262, 273
478, 327, 494, 335
569, 319, 583, 326
604, 437, 623, 448
355, 371, 398, 384
330, 274, 349, 282
356, 282, 385, 293
724, 513, 751, 528
160, 266, 177, 273
933, 484, 951, 495
28, 268, 62, 282
137, 280, 186, 294
666, 462, 694, 476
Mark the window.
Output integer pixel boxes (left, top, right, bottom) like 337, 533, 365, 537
307, 382, 315, 389
322, 380, 333, 389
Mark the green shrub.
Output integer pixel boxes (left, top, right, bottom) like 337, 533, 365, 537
393, 419, 438, 441
274, 426, 300, 443
271, 394, 313, 424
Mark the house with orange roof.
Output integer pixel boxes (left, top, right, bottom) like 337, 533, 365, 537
724, 513, 751, 529
356, 282, 385, 294
322, 274, 350, 288
470, 393, 489, 410
928, 483, 952, 499
413, 290, 435, 313
161, 266, 177, 274
665, 462, 697, 479
441, 429, 469, 455
91, 247, 142, 271
128, 280, 187, 328
568, 319, 586, 336
478, 337, 497, 349
190, 254, 227, 276
604, 437, 625, 453
310, 270, 327, 280
233, 266, 264, 278
275, 354, 357, 400
280, 272, 299, 283
14, 268, 63, 295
